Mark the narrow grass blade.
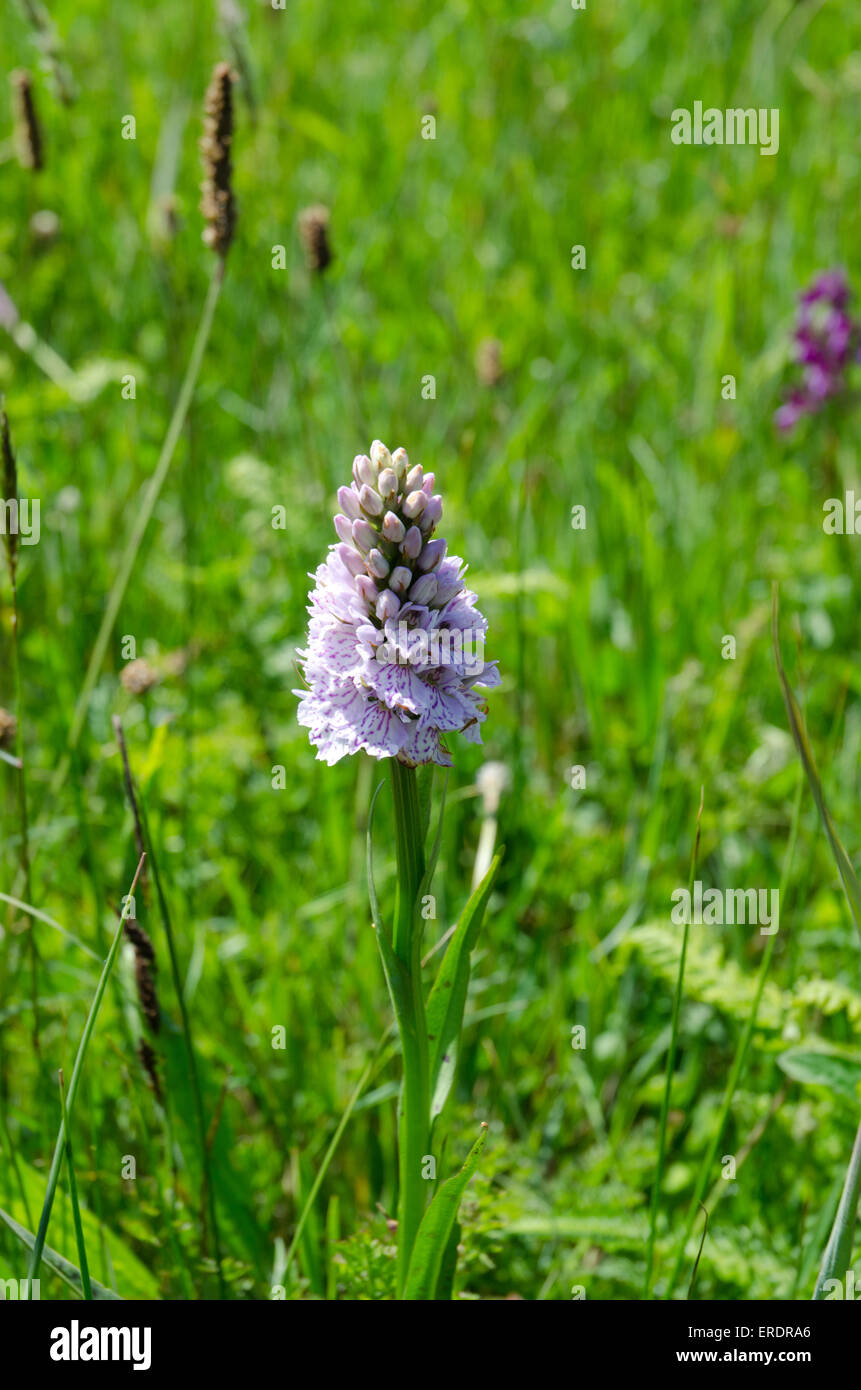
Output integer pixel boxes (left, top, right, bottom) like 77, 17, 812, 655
281, 1039, 391, 1286
772, 585, 861, 936
813, 1118, 861, 1299
403, 1123, 488, 1301
0, 892, 101, 961
665, 771, 803, 1296
772, 589, 861, 1298
644, 787, 703, 1297
25, 854, 145, 1293
0, 1205, 122, 1301
56, 260, 225, 790
426, 850, 502, 1120
58, 1069, 92, 1300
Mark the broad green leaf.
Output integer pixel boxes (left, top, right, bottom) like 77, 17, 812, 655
0, 1205, 123, 1301
373, 913, 416, 1047
773, 589, 861, 937
777, 1048, 861, 1103
403, 1124, 488, 1300
426, 851, 502, 1120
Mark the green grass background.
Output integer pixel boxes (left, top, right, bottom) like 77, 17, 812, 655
1, 0, 860, 1298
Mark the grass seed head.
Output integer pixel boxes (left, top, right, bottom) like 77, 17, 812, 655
10, 70, 43, 171
0, 707, 17, 748
1, 404, 18, 577
298, 204, 333, 274
200, 61, 237, 257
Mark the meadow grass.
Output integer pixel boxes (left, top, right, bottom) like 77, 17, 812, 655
1, 0, 860, 1299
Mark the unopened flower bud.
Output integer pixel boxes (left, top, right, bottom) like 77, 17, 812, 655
370, 440, 392, 471
338, 543, 366, 577
389, 565, 412, 595
405, 465, 424, 493
391, 447, 409, 481
353, 454, 375, 488
381, 511, 406, 543
337, 485, 361, 520
376, 589, 401, 622
334, 514, 353, 544
358, 484, 384, 516
403, 490, 427, 519
419, 495, 443, 532
433, 581, 462, 607
410, 574, 438, 605
377, 468, 398, 500
355, 575, 378, 604
352, 518, 376, 551
401, 526, 422, 559
356, 623, 384, 648
421, 472, 435, 496
367, 549, 390, 578
417, 538, 446, 572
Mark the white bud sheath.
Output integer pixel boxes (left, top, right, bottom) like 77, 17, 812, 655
356, 623, 383, 647
352, 518, 376, 551
370, 440, 392, 471
417, 538, 446, 572
389, 565, 412, 595
376, 589, 401, 621
401, 526, 422, 559
367, 548, 390, 578
355, 575, 378, 604
377, 468, 398, 500
353, 454, 376, 488
410, 574, 438, 604
381, 511, 406, 543
358, 484, 384, 516
338, 485, 362, 520
403, 490, 427, 519
391, 447, 409, 481
338, 544, 366, 577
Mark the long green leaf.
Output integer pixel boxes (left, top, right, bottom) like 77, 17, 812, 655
426, 851, 502, 1120
366, 778, 386, 932
0, 1205, 122, 1300
403, 1123, 488, 1300
374, 912, 416, 1047
773, 589, 861, 1298
58, 1070, 92, 1300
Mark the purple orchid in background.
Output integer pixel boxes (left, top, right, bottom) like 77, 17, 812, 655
775, 268, 861, 433
295, 441, 499, 767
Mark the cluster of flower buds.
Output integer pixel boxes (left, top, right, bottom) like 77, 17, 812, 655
332, 441, 454, 625
296, 441, 498, 766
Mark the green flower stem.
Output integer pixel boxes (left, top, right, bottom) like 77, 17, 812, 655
388, 758, 430, 1298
